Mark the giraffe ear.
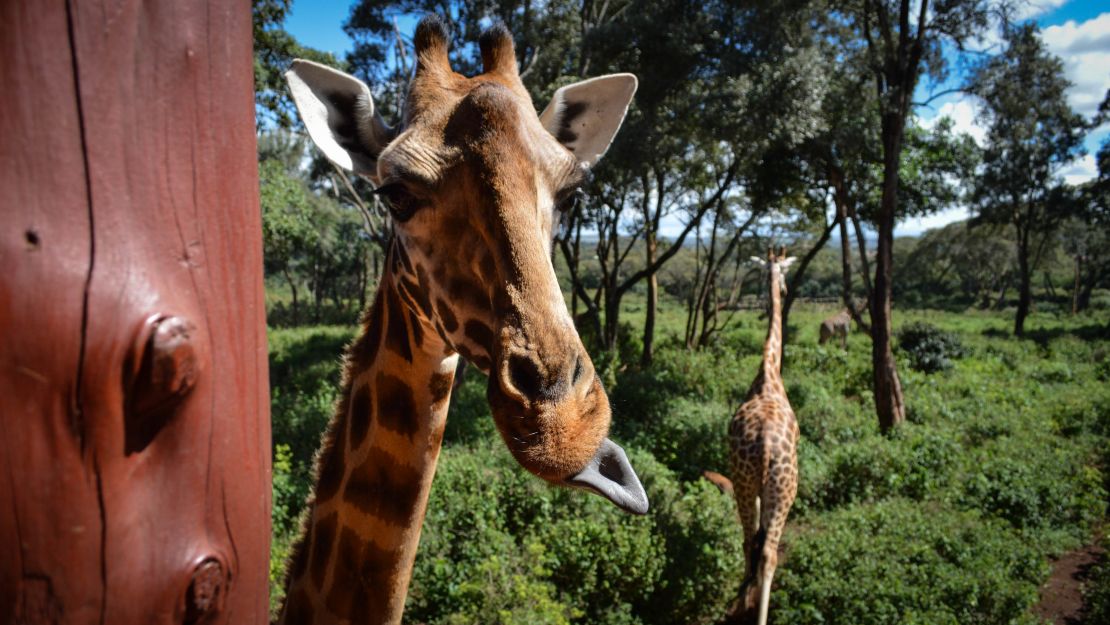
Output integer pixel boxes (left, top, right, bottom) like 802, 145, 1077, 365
749, 256, 767, 266
539, 74, 637, 168
285, 59, 396, 180
780, 256, 798, 270
566, 438, 649, 515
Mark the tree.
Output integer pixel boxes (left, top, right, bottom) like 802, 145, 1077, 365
253, 0, 345, 129
897, 220, 1014, 307
259, 158, 319, 324
970, 23, 1087, 336
823, 0, 996, 430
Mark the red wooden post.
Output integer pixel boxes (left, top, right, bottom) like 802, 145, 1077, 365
0, 1, 271, 623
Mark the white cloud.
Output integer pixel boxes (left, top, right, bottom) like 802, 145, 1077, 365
921, 98, 988, 145
896, 206, 971, 237
1014, 0, 1069, 20
1043, 13, 1110, 119
1061, 153, 1098, 185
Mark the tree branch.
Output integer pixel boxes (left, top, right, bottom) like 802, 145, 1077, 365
616, 160, 740, 296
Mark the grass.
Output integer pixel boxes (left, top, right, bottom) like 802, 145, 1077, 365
266, 293, 1110, 624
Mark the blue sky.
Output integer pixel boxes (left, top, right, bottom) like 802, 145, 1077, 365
284, 1, 357, 57
285, 1, 1110, 237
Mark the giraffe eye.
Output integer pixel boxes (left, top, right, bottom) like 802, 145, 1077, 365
556, 187, 586, 213
374, 183, 421, 223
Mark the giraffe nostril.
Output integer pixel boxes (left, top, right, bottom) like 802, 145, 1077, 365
508, 353, 544, 401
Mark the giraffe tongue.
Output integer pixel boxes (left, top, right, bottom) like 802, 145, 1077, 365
566, 438, 649, 515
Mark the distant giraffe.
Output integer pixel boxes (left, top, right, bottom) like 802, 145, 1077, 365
819, 308, 851, 349
728, 247, 799, 625
276, 16, 648, 625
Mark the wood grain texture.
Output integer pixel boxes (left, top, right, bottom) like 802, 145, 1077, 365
0, 1, 271, 623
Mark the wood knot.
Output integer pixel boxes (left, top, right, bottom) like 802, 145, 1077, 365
128, 314, 200, 420
184, 558, 227, 623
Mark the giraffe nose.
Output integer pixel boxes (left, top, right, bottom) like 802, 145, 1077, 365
504, 351, 588, 404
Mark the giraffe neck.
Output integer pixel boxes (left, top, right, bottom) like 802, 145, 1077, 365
761, 267, 783, 381
278, 256, 457, 625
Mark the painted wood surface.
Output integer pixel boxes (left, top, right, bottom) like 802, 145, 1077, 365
0, 0, 271, 622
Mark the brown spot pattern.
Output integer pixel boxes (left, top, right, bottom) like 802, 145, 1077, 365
310, 512, 339, 591
283, 588, 315, 625
314, 420, 347, 503
350, 294, 385, 368
436, 298, 458, 333
349, 385, 373, 449
343, 446, 424, 524
325, 526, 396, 618
463, 319, 494, 352
383, 286, 414, 363
429, 372, 453, 405
375, 372, 419, 440
408, 310, 424, 348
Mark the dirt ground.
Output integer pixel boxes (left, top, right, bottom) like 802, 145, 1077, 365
1033, 538, 1106, 625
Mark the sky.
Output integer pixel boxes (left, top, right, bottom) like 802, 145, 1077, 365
284, 1, 1110, 238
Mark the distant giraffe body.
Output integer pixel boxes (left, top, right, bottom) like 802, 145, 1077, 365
728, 249, 799, 625
819, 309, 851, 348
276, 16, 647, 625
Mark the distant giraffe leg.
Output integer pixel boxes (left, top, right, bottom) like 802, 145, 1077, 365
755, 456, 797, 625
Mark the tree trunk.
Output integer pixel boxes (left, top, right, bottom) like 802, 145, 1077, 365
641, 233, 657, 367
850, 205, 874, 300
571, 216, 583, 319
1015, 228, 1031, 337
872, 113, 907, 432
1071, 254, 1081, 316
283, 266, 299, 325
832, 168, 870, 333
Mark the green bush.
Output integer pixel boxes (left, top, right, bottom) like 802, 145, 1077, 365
958, 436, 1105, 549
897, 321, 967, 373
615, 397, 730, 481
408, 445, 742, 625
804, 425, 959, 511
775, 500, 1047, 625
1084, 536, 1110, 625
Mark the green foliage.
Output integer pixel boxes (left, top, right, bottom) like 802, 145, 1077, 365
959, 435, 1106, 548
775, 500, 1047, 625
253, 0, 344, 128
897, 321, 968, 373
268, 302, 1110, 624
406, 445, 740, 625
1084, 536, 1110, 625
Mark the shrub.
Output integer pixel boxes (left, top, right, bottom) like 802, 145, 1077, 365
615, 397, 730, 481
408, 445, 743, 625
1084, 537, 1110, 625
775, 500, 1046, 625
799, 425, 959, 512
958, 436, 1106, 550
897, 321, 967, 373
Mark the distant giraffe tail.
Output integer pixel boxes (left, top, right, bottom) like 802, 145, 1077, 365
738, 525, 767, 614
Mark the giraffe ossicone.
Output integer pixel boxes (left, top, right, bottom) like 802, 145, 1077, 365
277, 15, 646, 625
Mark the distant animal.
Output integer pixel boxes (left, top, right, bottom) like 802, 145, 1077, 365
728, 248, 800, 625
819, 308, 851, 349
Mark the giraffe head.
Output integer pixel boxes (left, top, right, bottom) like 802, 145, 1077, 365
750, 246, 796, 294
286, 16, 648, 514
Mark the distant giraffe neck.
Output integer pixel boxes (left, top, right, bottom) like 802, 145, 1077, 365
761, 267, 784, 382
278, 244, 458, 625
